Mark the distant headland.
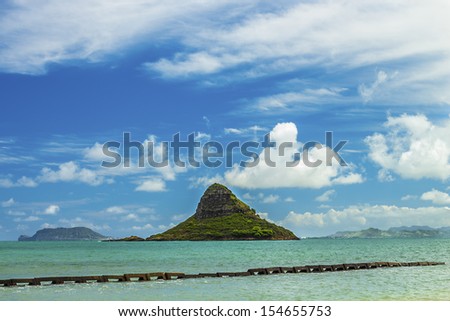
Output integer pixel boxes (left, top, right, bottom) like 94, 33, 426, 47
113, 183, 299, 241
318, 226, 450, 239
18, 227, 108, 241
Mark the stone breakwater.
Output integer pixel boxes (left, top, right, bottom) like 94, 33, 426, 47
0, 261, 444, 287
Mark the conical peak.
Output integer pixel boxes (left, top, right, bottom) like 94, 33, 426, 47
194, 184, 253, 219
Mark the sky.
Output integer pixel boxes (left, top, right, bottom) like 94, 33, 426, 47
1, 0, 450, 240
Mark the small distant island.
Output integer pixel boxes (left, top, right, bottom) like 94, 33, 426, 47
18, 227, 109, 241
113, 183, 299, 241
320, 226, 450, 239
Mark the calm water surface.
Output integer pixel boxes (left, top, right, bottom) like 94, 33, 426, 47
0, 239, 449, 300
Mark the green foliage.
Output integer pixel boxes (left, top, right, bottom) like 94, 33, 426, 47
146, 183, 299, 241
147, 212, 298, 241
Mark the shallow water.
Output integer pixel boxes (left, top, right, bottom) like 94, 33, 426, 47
1, 239, 449, 300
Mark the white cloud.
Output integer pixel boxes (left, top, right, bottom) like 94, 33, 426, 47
131, 224, 154, 231
421, 189, 450, 205
284, 197, 295, 202
171, 214, 187, 221
43, 205, 60, 215
189, 174, 225, 188
135, 177, 167, 192
106, 206, 127, 214
1, 1, 450, 105
365, 114, 450, 181
377, 168, 395, 182
83, 142, 106, 162
0, 176, 37, 188
315, 189, 336, 202
224, 128, 244, 135
202, 116, 210, 128
257, 212, 274, 223
39, 161, 106, 186
224, 122, 363, 189
157, 223, 176, 231
1, 198, 15, 207
358, 70, 397, 103
59, 217, 110, 231
252, 88, 346, 112
0, 0, 250, 74
261, 194, 279, 204
121, 213, 141, 222
282, 204, 450, 236
7, 210, 26, 217
147, 52, 225, 77
144, 0, 450, 106
242, 193, 255, 200
401, 194, 417, 201
14, 216, 40, 222
224, 125, 268, 135
0, 178, 14, 188
41, 223, 57, 229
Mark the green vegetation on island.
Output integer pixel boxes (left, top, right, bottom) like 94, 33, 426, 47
18, 227, 108, 241
146, 183, 298, 241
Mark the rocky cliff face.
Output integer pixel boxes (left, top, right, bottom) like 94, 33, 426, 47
194, 183, 256, 219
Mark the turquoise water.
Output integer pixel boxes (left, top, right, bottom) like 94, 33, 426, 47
0, 239, 449, 300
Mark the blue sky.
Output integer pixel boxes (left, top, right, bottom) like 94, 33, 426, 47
1, 0, 450, 240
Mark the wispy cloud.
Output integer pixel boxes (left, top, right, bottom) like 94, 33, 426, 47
315, 189, 336, 202
144, 0, 450, 106
135, 177, 167, 192
0, 0, 253, 75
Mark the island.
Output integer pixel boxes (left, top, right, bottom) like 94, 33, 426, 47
321, 226, 450, 239
18, 227, 109, 241
116, 183, 299, 241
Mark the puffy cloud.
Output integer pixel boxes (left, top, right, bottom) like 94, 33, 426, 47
365, 114, 450, 181
224, 122, 363, 189
282, 204, 450, 236
0, 176, 37, 188
421, 189, 450, 205
135, 177, 167, 192
83, 142, 106, 162
261, 194, 279, 204
39, 161, 106, 186
43, 205, 60, 215
315, 189, 336, 202
131, 224, 154, 231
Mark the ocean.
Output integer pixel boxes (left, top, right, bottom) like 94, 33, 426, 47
1, 239, 449, 300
